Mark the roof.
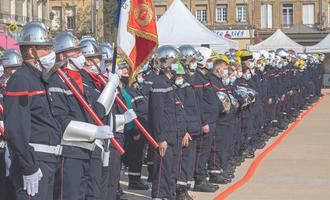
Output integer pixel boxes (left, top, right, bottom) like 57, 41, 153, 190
248, 29, 305, 52
156, 0, 238, 53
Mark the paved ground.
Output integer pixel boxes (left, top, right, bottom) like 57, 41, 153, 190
119, 91, 330, 200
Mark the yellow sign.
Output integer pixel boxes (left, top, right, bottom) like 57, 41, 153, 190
8, 24, 18, 33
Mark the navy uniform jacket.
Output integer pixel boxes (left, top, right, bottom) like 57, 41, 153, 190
149, 74, 177, 145
178, 81, 202, 137
191, 70, 219, 126
47, 69, 105, 160
126, 84, 149, 124
141, 70, 158, 97
4, 63, 62, 175
208, 73, 234, 123
174, 85, 186, 138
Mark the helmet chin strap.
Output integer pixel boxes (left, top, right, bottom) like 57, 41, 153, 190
31, 46, 44, 72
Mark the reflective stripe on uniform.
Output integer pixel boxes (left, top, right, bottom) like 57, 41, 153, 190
144, 81, 153, 85
131, 95, 144, 103
192, 82, 210, 88
150, 86, 173, 93
176, 181, 188, 186
179, 82, 191, 89
5, 90, 46, 97
48, 87, 73, 95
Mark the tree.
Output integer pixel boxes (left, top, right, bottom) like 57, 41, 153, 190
103, 0, 118, 43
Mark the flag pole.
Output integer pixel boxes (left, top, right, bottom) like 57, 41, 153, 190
109, 0, 159, 149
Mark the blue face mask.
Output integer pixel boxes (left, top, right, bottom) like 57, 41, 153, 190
207, 63, 213, 70
223, 78, 230, 86
171, 63, 178, 71
244, 73, 251, 80
222, 69, 229, 78
230, 76, 236, 84
137, 76, 144, 84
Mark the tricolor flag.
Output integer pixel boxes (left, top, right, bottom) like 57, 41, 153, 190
116, 0, 158, 82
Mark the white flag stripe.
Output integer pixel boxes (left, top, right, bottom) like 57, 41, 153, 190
117, 0, 135, 56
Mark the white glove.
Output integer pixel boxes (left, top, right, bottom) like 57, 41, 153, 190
95, 126, 114, 140
0, 139, 6, 148
124, 109, 137, 123
23, 168, 43, 196
108, 73, 120, 88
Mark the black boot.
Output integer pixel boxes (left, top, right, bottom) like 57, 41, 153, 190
193, 179, 219, 192
209, 174, 231, 184
176, 192, 189, 200
128, 179, 150, 190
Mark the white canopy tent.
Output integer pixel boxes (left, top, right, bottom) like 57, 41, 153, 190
306, 33, 330, 53
248, 29, 305, 52
157, 0, 238, 53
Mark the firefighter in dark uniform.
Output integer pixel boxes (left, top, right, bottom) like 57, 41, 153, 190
49, 32, 119, 200
190, 47, 219, 192
172, 61, 201, 200
0, 49, 22, 200
207, 58, 234, 184
79, 38, 137, 200
150, 45, 179, 200
99, 43, 142, 199
125, 68, 150, 191
4, 22, 62, 200
140, 60, 159, 182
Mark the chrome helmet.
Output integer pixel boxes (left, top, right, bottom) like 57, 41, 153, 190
54, 32, 85, 53
2, 49, 23, 68
80, 37, 102, 58
100, 43, 114, 61
18, 21, 52, 46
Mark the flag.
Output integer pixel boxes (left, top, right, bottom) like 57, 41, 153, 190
116, 0, 158, 83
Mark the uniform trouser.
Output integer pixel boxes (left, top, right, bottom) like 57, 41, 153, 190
209, 121, 232, 173
147, 143, 154, 180
0, 149, 15, 200
241, 109, 253, 150
11, 160, 58, 200
100, 165, 110, 200
231, 114, 241, 157
151, 142, 175, 199
107, 133, 125, 200
171, 135, 182, 195
176, 138, 197, 193
85, 156, 102, 200
54, 157, 91, 200
125, 130, 147, 182
194, 122, 215, 181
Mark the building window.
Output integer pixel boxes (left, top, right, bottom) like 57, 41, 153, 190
10, 0, 15, 17
50, 7, 62, 31
236, 5, 247, 22
282, 4, 293, 27
261, 4, 273, 29
216, 5, 227, 22
37, 1, 43, 20
328, 3, 330, 26
196, 8, 207, 22
302, 4, 314, 26
22, 0, 27, 19
65, 7, 75, 30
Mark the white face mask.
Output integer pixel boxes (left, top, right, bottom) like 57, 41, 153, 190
68, 54, 86, 70
89, 64, 100, 73
175, 78, 184, 85
190, 62, 197, 70
39, 51, 56, 71
236, 71, 243, 78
